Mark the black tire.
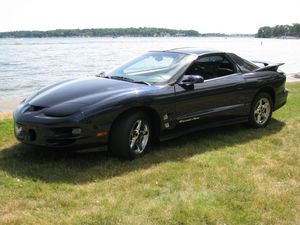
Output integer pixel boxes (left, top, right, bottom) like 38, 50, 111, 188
249, 92, 273, 128
109, 111, 152, 159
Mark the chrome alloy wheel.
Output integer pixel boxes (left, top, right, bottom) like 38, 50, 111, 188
254, 97, 271, 125
129, 120, 149, 153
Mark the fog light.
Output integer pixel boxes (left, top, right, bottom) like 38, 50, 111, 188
15, 124, 25, 139
72, 128, 82, 135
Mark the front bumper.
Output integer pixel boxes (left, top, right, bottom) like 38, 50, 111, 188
14, 121, 109, 151
13, 103, 111, 151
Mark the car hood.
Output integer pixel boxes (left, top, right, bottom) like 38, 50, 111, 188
26, 77, 157, 107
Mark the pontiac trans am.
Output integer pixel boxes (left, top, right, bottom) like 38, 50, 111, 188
13, 48, 288, 159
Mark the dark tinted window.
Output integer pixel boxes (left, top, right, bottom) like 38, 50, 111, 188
185, 54, 236, 80
228, 53, 258, 72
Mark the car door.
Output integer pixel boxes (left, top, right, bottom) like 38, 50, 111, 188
174, 54, 247, 124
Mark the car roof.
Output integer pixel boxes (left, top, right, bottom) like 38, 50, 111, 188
165, 47, 224, 55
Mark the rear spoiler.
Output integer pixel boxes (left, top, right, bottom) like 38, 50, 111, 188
254, 63, 285, 72
252, 60, 270, 67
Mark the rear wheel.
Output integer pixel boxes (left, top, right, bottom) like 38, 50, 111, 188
109, 111, 151, 159
249, 92, 273, 128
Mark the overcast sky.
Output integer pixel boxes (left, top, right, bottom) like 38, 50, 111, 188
0, 0, 299, 34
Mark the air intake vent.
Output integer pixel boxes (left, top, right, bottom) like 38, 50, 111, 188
27, 105, 45, 112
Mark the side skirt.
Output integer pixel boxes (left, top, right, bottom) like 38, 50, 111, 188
159, 117, 248, 142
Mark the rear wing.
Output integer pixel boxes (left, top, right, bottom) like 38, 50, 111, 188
252, 60, 270, 67
253, 63, 285, 72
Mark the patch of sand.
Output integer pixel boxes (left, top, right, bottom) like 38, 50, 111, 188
0, 97, 23, 112
0, 112, 13, 120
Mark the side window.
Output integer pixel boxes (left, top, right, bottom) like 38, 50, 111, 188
209, 55, 224, 62
198, 57, 210, 63
228, 53, 258, 72
185, 54, 236, 80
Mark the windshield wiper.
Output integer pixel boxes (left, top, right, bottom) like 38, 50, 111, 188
110, 76, 135, 82
110, 76, 150, 85
132, 81, 151, 86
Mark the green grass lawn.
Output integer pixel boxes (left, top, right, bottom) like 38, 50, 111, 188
0, 83, 299, 225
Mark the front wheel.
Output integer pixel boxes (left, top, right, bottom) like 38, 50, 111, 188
109, 111, 152, 159
249, 92, 273, 128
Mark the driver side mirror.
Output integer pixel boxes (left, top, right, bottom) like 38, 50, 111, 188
96, 71, 106, 77
179, 75, 204, 87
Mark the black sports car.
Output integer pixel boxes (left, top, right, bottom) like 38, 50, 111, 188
14, 48, 288, 159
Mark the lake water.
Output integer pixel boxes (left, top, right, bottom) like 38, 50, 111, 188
0, 37, 299, 100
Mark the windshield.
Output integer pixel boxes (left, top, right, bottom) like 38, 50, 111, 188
107, 51, 188, 84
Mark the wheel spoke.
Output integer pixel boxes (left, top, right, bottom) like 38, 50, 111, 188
257, 114, 261, 123
136, 143, 141, 152
140, 127, 148, 135
136, 139, 143, 152
130, 136, 138, 149
135, 120, 142, 132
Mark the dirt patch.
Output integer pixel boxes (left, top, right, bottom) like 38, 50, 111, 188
0, 112, 13, 120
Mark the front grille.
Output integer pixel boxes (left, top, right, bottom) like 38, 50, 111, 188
45, 127, 83, 146
50, 127, 81, 138
46, 139, 76, 146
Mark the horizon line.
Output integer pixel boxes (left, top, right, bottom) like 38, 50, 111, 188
0, 27, 256, 35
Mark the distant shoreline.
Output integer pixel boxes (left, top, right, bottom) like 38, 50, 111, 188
0, 28, 200, 38
0, 27, 255, 38
0, 36, 257, 39
1, 23, 299, 39
1, 36, 299, 39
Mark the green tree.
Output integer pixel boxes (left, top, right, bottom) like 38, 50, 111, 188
257, 26, 273, 38
257, 23, 300, 38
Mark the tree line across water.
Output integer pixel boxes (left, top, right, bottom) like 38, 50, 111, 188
1, 24, 299, 38
257, 23, 300, 38
0, 27, 200, 38
0, 27, 252, 38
